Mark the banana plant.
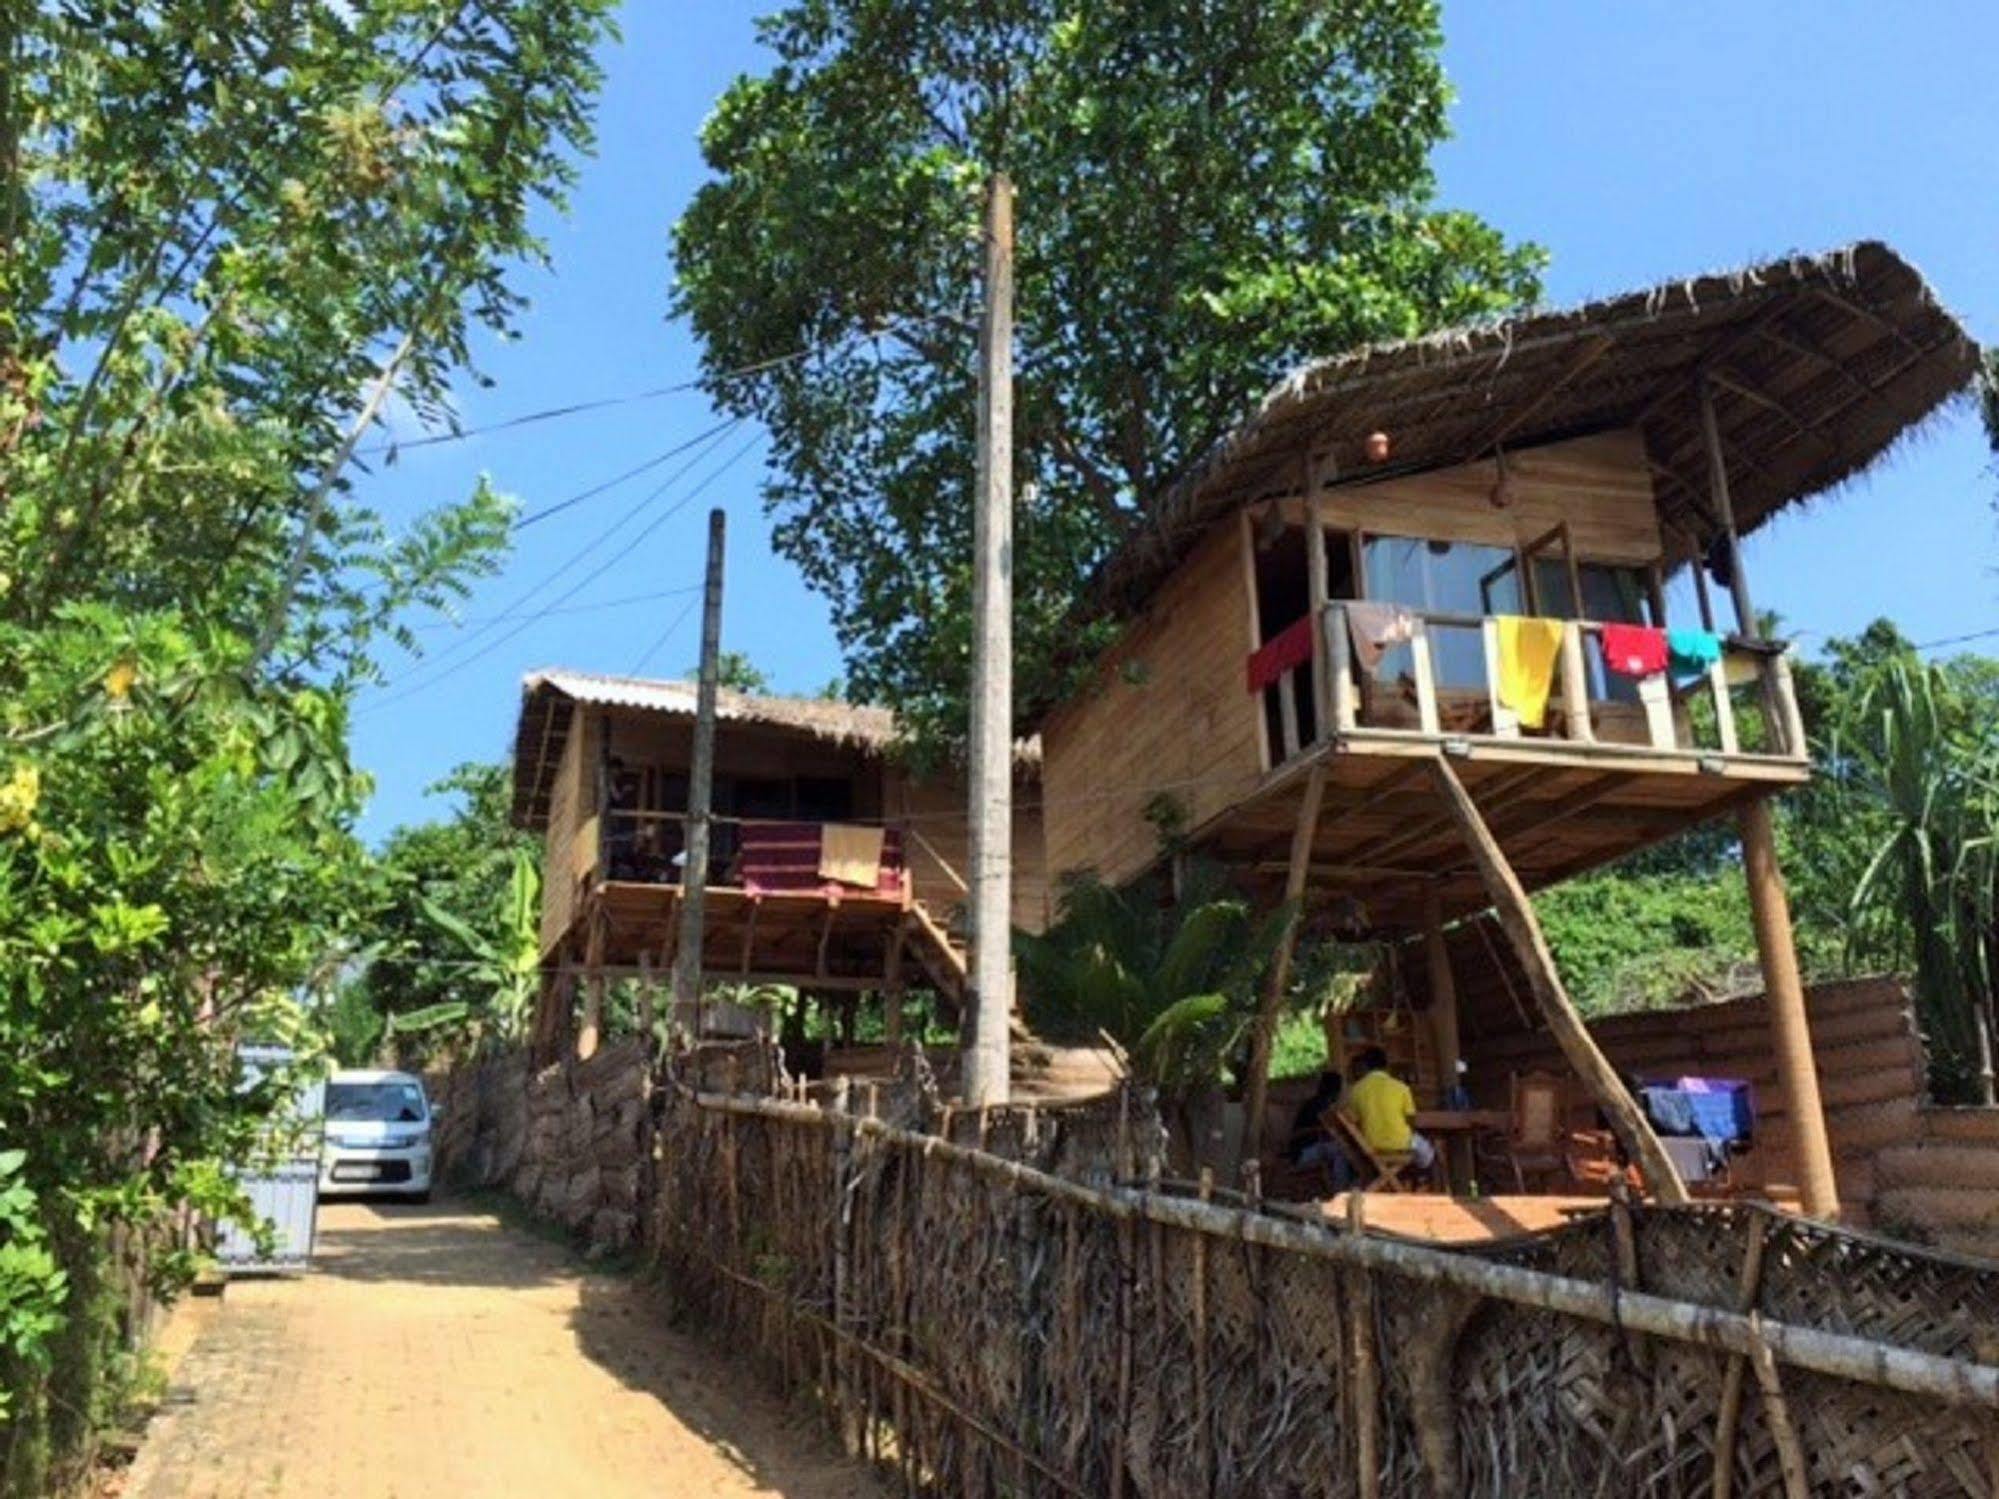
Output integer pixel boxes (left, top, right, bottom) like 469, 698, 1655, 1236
394, 849, 542, 1050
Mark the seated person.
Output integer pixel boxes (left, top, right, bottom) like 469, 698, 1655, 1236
1283, 1069, 1347, 1179
1345, 1046, 1435, 1181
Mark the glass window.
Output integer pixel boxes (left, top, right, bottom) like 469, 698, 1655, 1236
1362, 536, 1523, 687
326, 1081, 427, 1124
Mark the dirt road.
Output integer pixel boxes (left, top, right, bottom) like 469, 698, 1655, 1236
122, 1200, 881, 1499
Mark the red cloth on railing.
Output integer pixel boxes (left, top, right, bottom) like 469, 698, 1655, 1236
1245, 615, 1316, 694
739, 823, 904, 898
1599, 623, 1669, 679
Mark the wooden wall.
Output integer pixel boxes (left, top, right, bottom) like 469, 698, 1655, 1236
539, 706, 598, 956
1040, 522, 1266, 889
1425, 966, 1928, 1224
1313, 428, 1664, 565
888, 766, 1049, 935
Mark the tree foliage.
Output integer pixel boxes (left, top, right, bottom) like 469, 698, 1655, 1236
674, 0, 1544, 744
0, 4, 614, 1482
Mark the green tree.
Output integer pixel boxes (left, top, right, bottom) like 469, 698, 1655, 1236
703, 650, 772, 694
0, 4, 614, 1482
674, 0, 1544, 744
352, 762, 541, 1062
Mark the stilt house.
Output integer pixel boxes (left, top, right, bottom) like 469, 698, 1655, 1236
1034, 242, 1979, 1216
511, 670, 1046, 1050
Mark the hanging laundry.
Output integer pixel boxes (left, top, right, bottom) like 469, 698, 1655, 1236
1667, 628, 1723, 681
1598, 622, 1668, 679
1343, 600, 1416, 675
1496, 616, 1565, 729
1244, 615, 1315, 694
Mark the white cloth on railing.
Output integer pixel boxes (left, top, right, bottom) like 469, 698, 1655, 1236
1344, 601, 1416, 674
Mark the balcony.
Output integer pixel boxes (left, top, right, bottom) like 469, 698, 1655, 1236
1253, 603, 1810, 776
1218, 605, 1812, 934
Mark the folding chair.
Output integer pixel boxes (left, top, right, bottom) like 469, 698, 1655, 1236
1324, 1108, 1416, 1193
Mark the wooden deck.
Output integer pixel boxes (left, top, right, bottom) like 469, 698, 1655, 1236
1317, 1192, 1611, 1244
584, 879, 967, 998
1197, 741, 1805, 934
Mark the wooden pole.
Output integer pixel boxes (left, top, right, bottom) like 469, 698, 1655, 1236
673, 508, 727, 1027
963, 171, 1014, 1106
577, 908, 605, 1061
1239, 763, 1326, 1174
1423, 890, 1461, 1104
1699, 377, 1758, 632
1739, 797, 1840, 1219
1424, 757, 1690, 1205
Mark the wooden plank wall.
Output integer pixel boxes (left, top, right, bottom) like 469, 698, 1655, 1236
1040, 522, 1266, 888
1411, 942, 1927, 1223
889, 767, 1049, 935
539, 707, 597, 956
1314, 429, 1664, 565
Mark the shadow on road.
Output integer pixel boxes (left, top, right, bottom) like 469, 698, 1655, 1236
567, 1270, 880, 1498
309, 1199, 576, 1290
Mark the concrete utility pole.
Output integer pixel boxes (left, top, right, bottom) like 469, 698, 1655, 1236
673, 508, 727, 1032
963, 172, 1014, 1106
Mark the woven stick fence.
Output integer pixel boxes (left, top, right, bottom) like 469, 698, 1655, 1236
649, 1065, 1999, 1498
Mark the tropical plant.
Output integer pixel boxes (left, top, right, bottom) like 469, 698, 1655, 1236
0, 3, 615, 1482
1832, 661, 1999, 1101
674, 0, 1544, 746
391, 848, 543, 1054
1014, 866, 1296, 1100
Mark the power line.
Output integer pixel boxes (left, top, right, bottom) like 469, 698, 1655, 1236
410, 583, 701, 631
512, 417, 738, 531
359, 428, 765, 714
1912, 626, 1999, 654
628, 595, 701, 676
382, 417, 744, 687
360, 317, 917, 457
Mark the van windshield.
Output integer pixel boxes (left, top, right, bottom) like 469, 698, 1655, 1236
326, 1081, 426, 1123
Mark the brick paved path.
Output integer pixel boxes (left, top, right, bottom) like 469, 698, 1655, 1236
122, 1201, 880, 1498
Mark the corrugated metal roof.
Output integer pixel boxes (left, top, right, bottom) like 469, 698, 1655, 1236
521, 668, 900, 747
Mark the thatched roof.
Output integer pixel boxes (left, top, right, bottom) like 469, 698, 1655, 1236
1093, 240, 1980, 619
511, 669, 898, 829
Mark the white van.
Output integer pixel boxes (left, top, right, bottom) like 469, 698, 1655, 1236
319, 1069, 434, 1202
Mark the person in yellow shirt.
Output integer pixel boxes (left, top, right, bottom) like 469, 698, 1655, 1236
1344, 1047, 1435, 1179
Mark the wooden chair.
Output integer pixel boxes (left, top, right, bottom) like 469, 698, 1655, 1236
1324, 1108, 1416, 1193
1495, 1071, 1568, 1193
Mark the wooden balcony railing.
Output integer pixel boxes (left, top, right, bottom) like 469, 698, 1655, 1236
1256, 604, 1808, 770
589, 808, 916, 901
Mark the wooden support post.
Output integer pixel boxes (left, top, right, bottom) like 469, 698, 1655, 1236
1325, 603, 1357, 733
1481, 618, 1520, 737
577, 913, 605, 1061
1424, 756, 1690, 1205
1347, 1192, 1380, 1499
962, 170, 1014, 1106
1746, 1315, 1813, 1499
1304, 457, 1330, 742
1409, 619, 1441, 735
1739, 797, 1839, 1219
1699, 377, 1759, 632
883, 922, 907, 1049
1560, 622, 1594, 743
1423, 892, 1461, 1109
1712, 1217, 1770, 1499
674, 508, 728, 1017
1239, 764, 1326, 1174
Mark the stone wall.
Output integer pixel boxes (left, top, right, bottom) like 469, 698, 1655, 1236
429, 1036, 650, 1255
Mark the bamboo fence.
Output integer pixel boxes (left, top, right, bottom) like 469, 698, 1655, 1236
648, 1050, 1999, 1498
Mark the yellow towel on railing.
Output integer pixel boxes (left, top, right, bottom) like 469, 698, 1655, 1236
1496, 616, 1565, 730
819, 823, 886, 887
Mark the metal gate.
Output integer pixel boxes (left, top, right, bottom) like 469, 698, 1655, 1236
215, 1045, 324, 1273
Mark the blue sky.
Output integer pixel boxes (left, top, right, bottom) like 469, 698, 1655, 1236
349, 2, 1999, 839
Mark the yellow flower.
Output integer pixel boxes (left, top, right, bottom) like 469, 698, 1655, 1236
105, 657, 137, 701
0, 763, 39, 834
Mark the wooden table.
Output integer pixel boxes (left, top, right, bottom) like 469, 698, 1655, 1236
1412, 1109, 1512, 1195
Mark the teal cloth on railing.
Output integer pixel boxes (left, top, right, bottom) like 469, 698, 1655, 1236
1666, 628, 1722, 682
